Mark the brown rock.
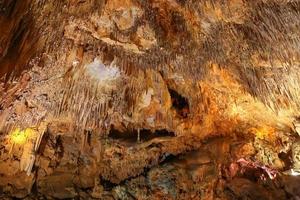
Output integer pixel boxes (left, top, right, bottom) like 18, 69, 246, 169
135, 24, 157, 50
38, 173, 77, 199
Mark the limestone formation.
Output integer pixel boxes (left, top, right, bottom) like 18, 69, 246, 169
1, 0, 300, 199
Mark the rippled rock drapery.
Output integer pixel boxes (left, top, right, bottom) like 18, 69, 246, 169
1, 0, 300, 199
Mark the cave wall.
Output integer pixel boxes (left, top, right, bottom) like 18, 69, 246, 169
0, 0, 300, 199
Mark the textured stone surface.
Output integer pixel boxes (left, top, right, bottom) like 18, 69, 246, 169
0, 0, 300, 199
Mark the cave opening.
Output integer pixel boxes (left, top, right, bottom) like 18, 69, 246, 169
168, 88, 189, 118
100, 177, 118, 191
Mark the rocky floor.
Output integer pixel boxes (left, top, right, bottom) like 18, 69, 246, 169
1, 129, 300, 199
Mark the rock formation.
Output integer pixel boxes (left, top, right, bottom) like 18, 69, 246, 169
1, 0, 300, 199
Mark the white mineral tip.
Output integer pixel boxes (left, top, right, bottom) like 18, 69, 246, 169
283, 169, 300, 176
295, 123, 300, 136
291, 169, 300, 176
86, 58, 120, 82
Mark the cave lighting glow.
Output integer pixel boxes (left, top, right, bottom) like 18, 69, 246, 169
10, 128, 34, 145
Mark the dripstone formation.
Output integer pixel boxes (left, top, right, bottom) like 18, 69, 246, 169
1, 0, 300, 199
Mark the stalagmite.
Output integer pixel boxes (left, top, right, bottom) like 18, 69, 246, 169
18, 123, 46, 176
137, 128, 140, 143
19, 128, 37, 175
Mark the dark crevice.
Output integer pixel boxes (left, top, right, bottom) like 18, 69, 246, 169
159, 153, 177, 164
109, 127, 175, 145
176, 0, 187, 6
0, 0, 17, 17
168, 88, 189, 118
278, 151, 293, 171
54, 135, 64, 159
100, 177, 118, 191
83, 130, 92, 146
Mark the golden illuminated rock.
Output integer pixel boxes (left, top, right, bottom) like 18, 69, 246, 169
1, 0, 300, 199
